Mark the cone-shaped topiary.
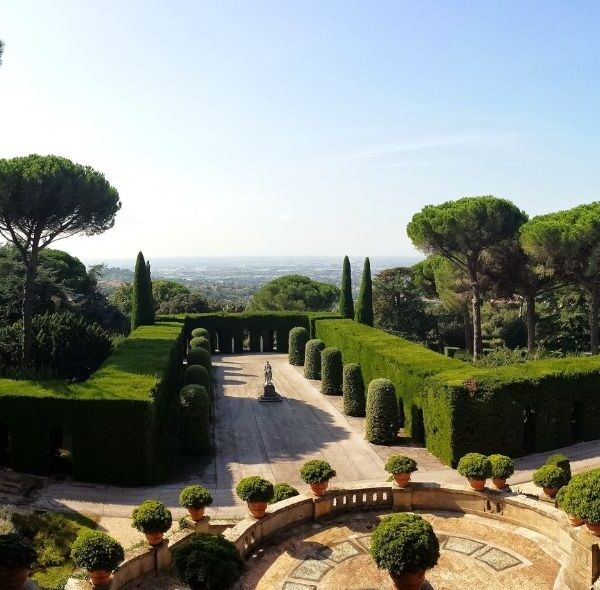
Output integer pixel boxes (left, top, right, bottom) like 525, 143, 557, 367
190, 336, 210, 351
179, 385, 210, 454
288, 327, 310, 366
365, 378, 399, 444
188, 347, 211, 372
342, 363, 366, 416
355, 257, 373, 326
338, 255, 354, 319
184, 365, 210, 389
131, 251, 155, 330
321, 347, 343, 395
304, 339, 326, 379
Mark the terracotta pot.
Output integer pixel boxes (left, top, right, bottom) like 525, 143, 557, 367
310, 482, 329, 496
144, 531, 164, 546
492, 478, 507, 490
389, 569, 426, 590
585, 521, 600, 536
468, 478, 486, 491
247, 501, 268, 518
543, 487, 559, 499
393, 473, 411, 488
0, 566, 28, 590
88, 570, 112, 587
567, 515, 584, 527
187, 506, 206, 522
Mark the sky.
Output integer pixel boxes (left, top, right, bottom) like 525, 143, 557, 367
2, 1, 600, 262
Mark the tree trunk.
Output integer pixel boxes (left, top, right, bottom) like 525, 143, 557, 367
590, 287, 599, 355
21, 248, 39, 367
526, 293, 536, 354
462, 305, 473, 355
471, 284, 483, 359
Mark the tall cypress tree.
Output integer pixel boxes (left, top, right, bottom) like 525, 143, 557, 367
355, 257, 373, 326
338, 255, 354, 319
131, 251, 155, 330
145, 258, 156, 324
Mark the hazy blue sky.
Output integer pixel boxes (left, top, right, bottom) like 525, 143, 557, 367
2, 1, 600, 260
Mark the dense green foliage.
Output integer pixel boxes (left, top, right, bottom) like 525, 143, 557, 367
179, 485, 214, 509
557, 468, 600, 521
183, 365, 210, 389
457, 453, 492, 480
270, 483, 300, 503
339, 255, 354, 319
546, 453, 571, 479
342, 362, 366, 417
189, 336, 210, 351
369, 513, 439, 575
247, 275, 340, 312
365, 379, 399, 444
532, 464, 569, 489
304, 339, 326, 379
70, 529, 124, 572
131, 252, 155, 329
191, 327, 210, 339
0, 532, 36, 568
299, 459, 336, 484
131, 500, 172, 533
320, 347, 343, 395
179, 385, 210, 455
172, 533, 244, 590
384, 455, 418, 475
235, 476, 274, 502
488, 454, 514, 479
288, 327, 310, 365
187, 347, 212, 372
355, 257, 374, 326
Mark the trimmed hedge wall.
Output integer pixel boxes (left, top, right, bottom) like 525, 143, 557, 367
320, 348, 343, 395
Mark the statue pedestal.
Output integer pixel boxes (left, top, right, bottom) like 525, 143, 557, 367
259, 383, 282, 402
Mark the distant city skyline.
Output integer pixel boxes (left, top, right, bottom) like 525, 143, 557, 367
2, 2, 600, 259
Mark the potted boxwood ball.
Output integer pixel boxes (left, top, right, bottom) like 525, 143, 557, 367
532, 464, 569, 499
300, 459, 337, 496
269, 483, 300, 504
556, 485, 584, 527
132, 500, 173, 546
488, 454, 514, 490
235, 476, 274, 518
0, 533, 36, 590
179, 485, 214, 522
369, 513, 439, 590
564, 469, 600, 535
70, 529, 125, 588
456, 453, 492, 491
385, 455, 418, 488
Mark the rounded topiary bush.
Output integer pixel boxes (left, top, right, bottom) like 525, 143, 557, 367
184, 364, 210, 389
320, 347, 343, 395
342, 363, 366, 417
191, 327, 210, 339
0, 532, 36, 569
304, 339, 325, 380
131, 500, 173, 533
270, 483, 300, 504
179, 485, 214, 509
533, 464, 569, 491
457, 453, 492, 481
70, 529, 124, 572
546, 453, 571, 480
235, 477, 274, 503
188, 347, 212, 372
173, 532, 244, 590
288, 327, 310, 366
369, 513, 439, 576
559, 468, 600, 523
299, 459, 336, 484
190, 336, 210, 351
385, 455, 418, 475
365, 378, 399, 444
488, 454, 514, 480
179, 385, 210, 455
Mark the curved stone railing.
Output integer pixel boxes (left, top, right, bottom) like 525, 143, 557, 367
66, 481, 599, 590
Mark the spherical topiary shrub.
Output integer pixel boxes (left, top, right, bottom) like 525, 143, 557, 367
488, 454, 514, 487
188, 347, 211, 372
385, 455, 418, 475
299, 459, 337, 484
132, 500, 173, 534
369, 513, 439, 581
342, 363, 366, 417
320, 348, 343, 395
70, 529, 125, 573
558, 469, 600, 532
0, 532, 36, 570
457, 453, 492, 490
365, 378, 399, 444
184, 364, 210, 389
191, 327, 210, 339
546, 453, 571, 480
532, 464, 569, 497
190, 336, 210, 351
235, 477, 274, 503
270, 483, 300, 504
179, 485, 214, 509
288, 327, 310, 366
304, 339, 326, 379
179, 385, 210, 455
173, 532, 244, 590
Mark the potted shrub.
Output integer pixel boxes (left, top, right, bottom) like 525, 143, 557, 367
179, 485, 214, 522
385, 455, 418, 488
369, 513, 439, 590
532, 464, 569, 499
556, 485, 584, 527
131, 500, 173, 546
173, 533, 244, 590
235, 476, 274, 518
0, 532, 36, 590
564, 469, 600, 535
70, 529, 124, 588
456, 453, 492, 491
269, 483, 300, 504
488, 454, 514, 489
300, 459, 337, 496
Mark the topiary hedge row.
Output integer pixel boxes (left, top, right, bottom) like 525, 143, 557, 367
179, 384, 210, 455
342, 363, 365, 417
320, 347, 343, 395
304, 339, 326, 380
365, 378, 399, 444
288, 327, 310, 366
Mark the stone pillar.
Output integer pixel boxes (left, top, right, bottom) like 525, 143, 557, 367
392, 485, 413, 511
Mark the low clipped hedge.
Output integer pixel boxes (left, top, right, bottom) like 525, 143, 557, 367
190, 336, 210, 351
342, 363, 366, 417
70, 529, 124, 572
457, 453, 492, 480
179, 485, 213, 509
0, 532, 36, 568
131, 500, 172, 534
235, 477, 274, 503
304, 339, 326, 380
320, 348, 343, 395
532, 464, 569, 490
365, 379, 399, 444
270, 483, 300, 504
488, 454, 514, 480
184, 365, 211, 390
288, 327, 310, 366
179, 385, 210, 455
384, 455, 418, 475
299, 459, 336, 484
